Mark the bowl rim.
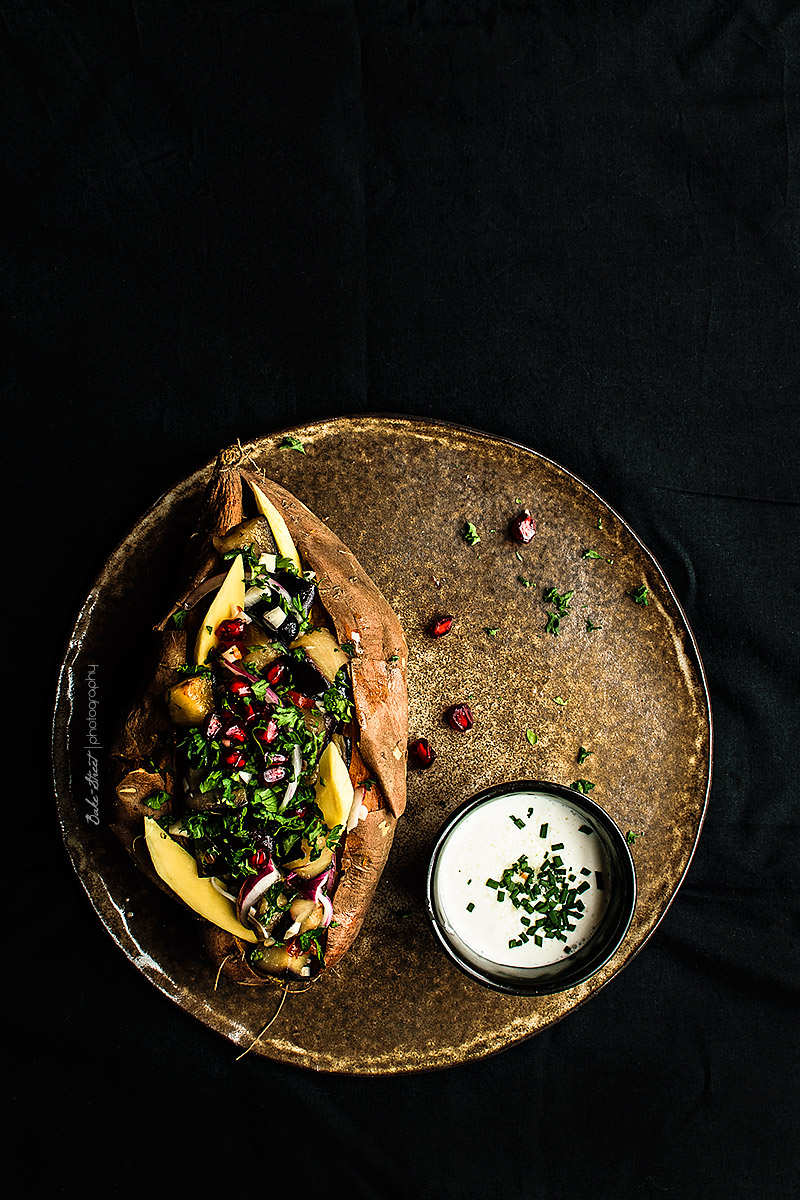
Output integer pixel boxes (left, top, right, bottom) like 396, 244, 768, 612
424, 778, 638, 996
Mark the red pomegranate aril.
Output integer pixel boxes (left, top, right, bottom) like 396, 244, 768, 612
216, 617, 247, 644
409, 737, 436, 769
266, 661, 288, 687
287, 690, 315, 709
446, 703, 474, 732
509, 509, 536, 544
228, 678, 251, 698
261, 765, 287, 784
428, 614, 454, 638
222, 723, 247, 743
223, 748, 246, 770
203, 712, 223, 740
254, 719, 278, 745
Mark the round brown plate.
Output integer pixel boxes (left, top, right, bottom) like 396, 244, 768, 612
52, 416, 711, 1074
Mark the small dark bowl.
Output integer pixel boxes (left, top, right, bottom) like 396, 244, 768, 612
425, 780, 637, 996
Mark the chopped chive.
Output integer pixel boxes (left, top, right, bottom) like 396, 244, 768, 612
539, 823, 548, 838
595, 872, 605, 890
509, 814, 525, 829
577, 881, 590, 894
551, 842, 564, 850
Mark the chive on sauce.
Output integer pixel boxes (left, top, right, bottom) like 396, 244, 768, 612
432, 791, 610, 970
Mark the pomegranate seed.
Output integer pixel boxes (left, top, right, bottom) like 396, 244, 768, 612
203, 712, 223, 740
428, 614, 454, 638
287, 690, 314, 709
216, 617, 247, 644
228, 678, 251, 698
250, 848, 267, 868
223, 748, 246, 769
261, 765, 287, 784
446, 703, 474, 732
254, 719, 278, 745
222, 722, 247, 743
408, 737, 436, 769
509, 509, 536, 543
285, 937, 303, 958
266, 661, 288, 686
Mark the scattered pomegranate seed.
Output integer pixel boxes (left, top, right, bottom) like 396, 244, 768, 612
446, 703, 474, 732
428, 614, 454, 638
509, 509, 536, 543
287, 690, 315, 709
216, 617, 247, 644
223, 748, 246, 770
228, 678, 251, 698
409, 737, 436, 769
266, 661, 288, 686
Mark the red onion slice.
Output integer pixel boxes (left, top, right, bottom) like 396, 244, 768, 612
237, 864, 281, 926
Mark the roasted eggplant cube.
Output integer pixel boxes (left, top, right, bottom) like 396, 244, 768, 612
287, 651, 330, 698
275, 570, 316, 614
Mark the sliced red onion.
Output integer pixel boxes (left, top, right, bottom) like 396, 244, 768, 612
266, 577, 293, 606
237, 863, 281, 926
210, 876, 238, 903
182, 572, 227, 610
316, 888, 334, 928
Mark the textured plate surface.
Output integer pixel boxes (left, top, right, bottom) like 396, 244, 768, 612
52, 416, 711, 1073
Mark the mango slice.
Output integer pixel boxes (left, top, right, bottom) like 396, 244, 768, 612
194, 552, 246, 665
248, 479, 302, 573
291, 627, 351, 682
144, 818, 257, 943
314, 740, 355, 832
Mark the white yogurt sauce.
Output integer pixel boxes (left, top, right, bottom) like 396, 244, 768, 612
432, 791, 610, 972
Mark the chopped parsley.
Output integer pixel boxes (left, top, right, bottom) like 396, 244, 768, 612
463, 521, 481, 546
630, 584, 650, 606
279, 434, 305, 453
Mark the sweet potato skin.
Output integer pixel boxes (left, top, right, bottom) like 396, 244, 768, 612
110, 446, 408, 984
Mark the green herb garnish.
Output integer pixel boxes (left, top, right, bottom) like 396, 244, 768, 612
463, 521, 481, 546
525, 729, 538, 747
577, 746, 593, 765
570, 779, 595, 794
630, 584, 650, 606
279, 434, 305, 453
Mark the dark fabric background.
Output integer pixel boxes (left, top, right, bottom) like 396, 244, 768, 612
5, 2, 798, 1197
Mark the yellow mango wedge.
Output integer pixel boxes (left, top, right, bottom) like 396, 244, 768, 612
291, 627, 351, 682
144, 818, 257, 943
314, 740, 355, 832
248, 479, 302, 573
194, 552, 246, 665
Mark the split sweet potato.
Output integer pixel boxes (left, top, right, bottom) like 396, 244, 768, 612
110, 444, 408, 984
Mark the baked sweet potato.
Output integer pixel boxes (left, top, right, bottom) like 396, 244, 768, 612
110, 444, 408, 983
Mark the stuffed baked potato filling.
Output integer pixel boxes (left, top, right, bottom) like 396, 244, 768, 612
157, 545, 358, 980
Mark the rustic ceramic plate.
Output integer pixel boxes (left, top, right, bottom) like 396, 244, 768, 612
52, 416, 712, 1074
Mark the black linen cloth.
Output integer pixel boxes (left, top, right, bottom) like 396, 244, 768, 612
5, 3, 799, 1198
